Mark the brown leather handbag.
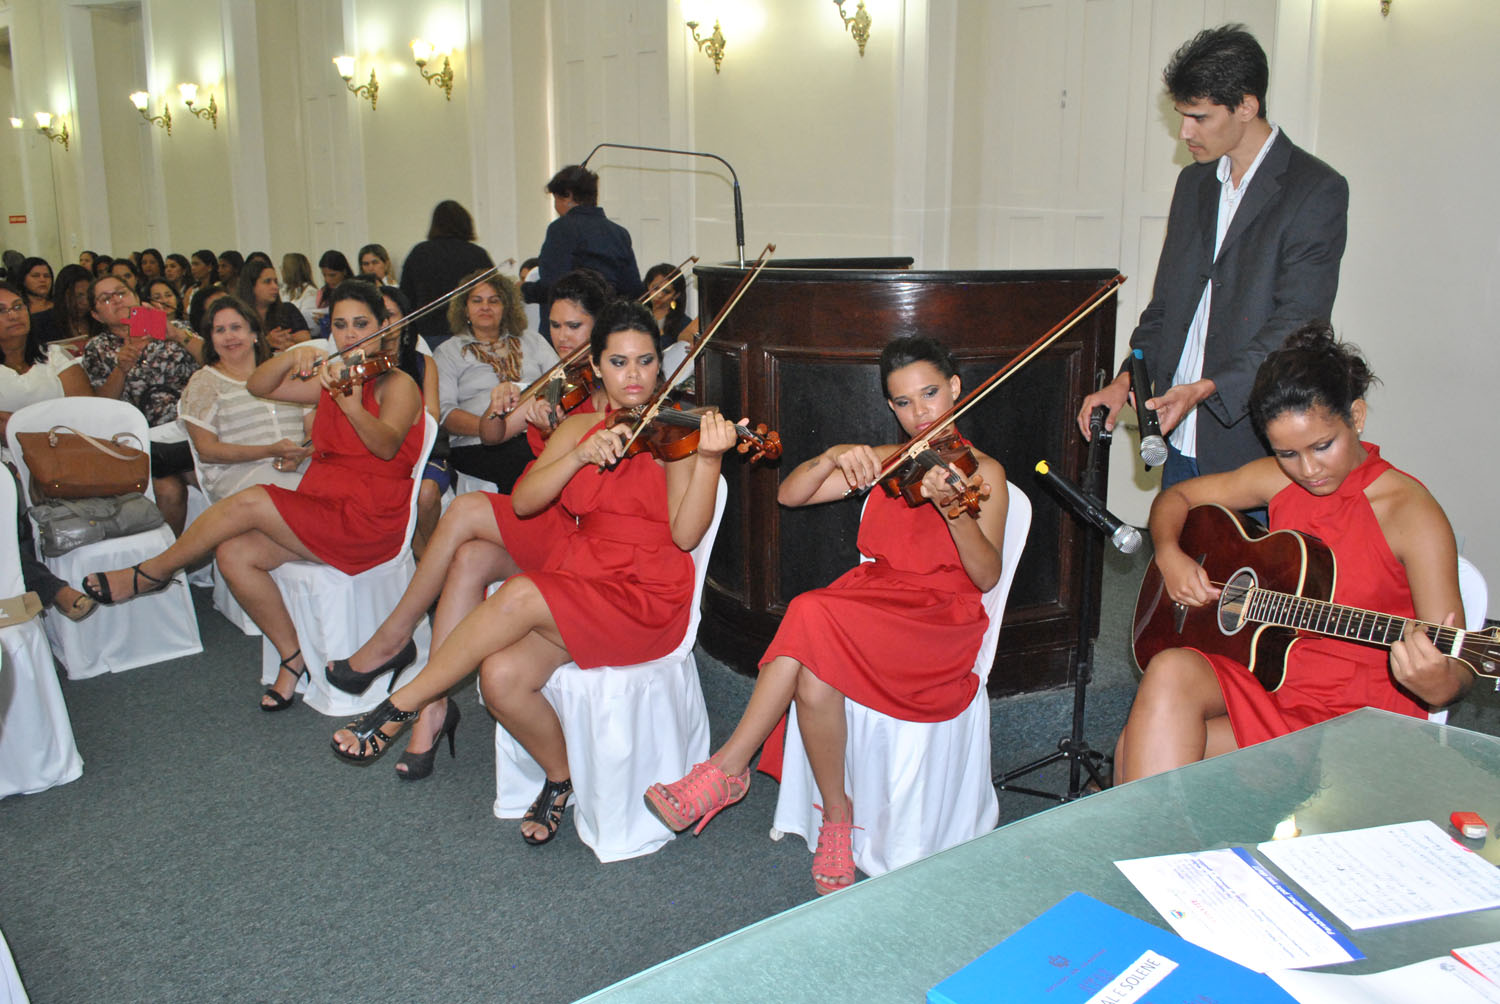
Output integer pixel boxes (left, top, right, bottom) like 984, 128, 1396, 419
16, 425, 150, 504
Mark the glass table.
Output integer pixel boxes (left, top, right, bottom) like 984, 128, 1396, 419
581, 709, 1500, 1002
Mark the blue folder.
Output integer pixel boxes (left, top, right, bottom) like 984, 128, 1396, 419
929, 892, 1297, 1003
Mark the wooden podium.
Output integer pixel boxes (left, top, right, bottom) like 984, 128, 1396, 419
693, 259, 1120, 696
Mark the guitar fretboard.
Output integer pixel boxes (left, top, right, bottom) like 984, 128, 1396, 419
1229, 583, 1461, 651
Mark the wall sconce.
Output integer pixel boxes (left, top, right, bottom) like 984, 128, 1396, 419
8, 117, 20, 130
410, 39, 454, 101
833, 1, 871, 56
178, 83, 218, 129
685, 19, 726, 74
333, 56, 379, 110
129, 91, 172, 135
1380, 0, 1391, 14
34, 112, 70, 151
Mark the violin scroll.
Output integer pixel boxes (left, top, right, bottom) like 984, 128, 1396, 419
735, 423, 782, 463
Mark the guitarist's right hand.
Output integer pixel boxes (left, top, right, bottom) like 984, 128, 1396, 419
1157, 547, 1221, 607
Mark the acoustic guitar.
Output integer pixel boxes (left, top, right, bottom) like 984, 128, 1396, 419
1132, 504, 1500, 691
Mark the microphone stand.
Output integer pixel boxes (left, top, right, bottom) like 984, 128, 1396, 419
995, 404, 1114, 801
581, 142, 746, 267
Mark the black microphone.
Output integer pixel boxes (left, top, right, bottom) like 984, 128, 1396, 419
1034, 460, 1143, 554
1129, 348, 1168, 468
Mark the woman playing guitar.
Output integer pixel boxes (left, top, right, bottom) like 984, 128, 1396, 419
1115, 324, 1471, 783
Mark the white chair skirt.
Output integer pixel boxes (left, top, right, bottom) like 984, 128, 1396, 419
259, 554, 430, 719
770, 680, 999, 878
0, 616, 82, 798
493, 654, 711, 863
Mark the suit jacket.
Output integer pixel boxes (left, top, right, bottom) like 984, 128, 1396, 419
520, 205, 644, 312
1129, 131, 1349, 475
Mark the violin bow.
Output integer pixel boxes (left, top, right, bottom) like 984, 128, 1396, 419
296, 259, 517, 378
493, 255, 701, 421
846, 273, 1127, 497
609, 244, 776, 463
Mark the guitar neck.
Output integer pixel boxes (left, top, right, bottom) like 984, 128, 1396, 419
1242, 587, 1457, 651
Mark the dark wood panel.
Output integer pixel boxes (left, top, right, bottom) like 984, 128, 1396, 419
694, 262, 1120, 697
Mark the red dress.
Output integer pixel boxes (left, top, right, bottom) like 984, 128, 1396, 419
265, 382, 425, 575
519, 417, 693, 668
485, 398, 599, 572
1207, 444, 1427, 746
759, 487, 990, 778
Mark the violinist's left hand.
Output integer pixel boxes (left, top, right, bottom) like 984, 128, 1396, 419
919, 461, 988, 513
695, 410, 741, 461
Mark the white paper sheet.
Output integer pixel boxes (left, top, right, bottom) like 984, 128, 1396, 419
1256, 820, 1500, 930
1271, 956, 1500, 1004
1115, 846, 1361, 973
1455, 941, 1500, 983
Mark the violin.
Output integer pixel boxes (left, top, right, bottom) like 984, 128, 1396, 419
609, 401, 782, 466
325, 351, 397, 397
853, 274, 1127, 520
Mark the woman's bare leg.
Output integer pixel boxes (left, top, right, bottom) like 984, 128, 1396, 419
87, 486, 314, 601
341, 492, 515, 672
332, 575, 562, 754
217, 529, 313, 707
1114, 648, 1236, 784
794, 667, 850, 818
707, 655, 803, 776
153, 473, 187, 536
479, 633, 571, 840
397, 538, 521, 774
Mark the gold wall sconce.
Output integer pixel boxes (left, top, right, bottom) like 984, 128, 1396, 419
178, 83, 218, 128
410, 39, 454, 100
8, 117, 20, 130
129, 91, 172, 135
333, 56, 379, 109
686, 19, 726, 74
1380, 0, 1391, 14
834, 1, 871, 56
34, 112, 70, 151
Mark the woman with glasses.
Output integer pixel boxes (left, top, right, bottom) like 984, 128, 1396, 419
80, 275, 204, 534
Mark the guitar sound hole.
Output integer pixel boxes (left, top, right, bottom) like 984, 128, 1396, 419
1218, 569, 1256, 635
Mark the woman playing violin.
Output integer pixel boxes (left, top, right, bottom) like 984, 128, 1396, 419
331, 301, 736, 846
81, 282, 426, 712
320, 270, 613, 780
1113, 324, 1469, 783
646, 336, 1008, 895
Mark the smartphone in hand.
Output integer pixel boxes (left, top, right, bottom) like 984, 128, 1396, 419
126, 306, 168, 340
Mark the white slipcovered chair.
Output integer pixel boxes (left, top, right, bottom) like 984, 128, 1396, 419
0, 470, 82, 799
6, 398, 202, 677
492, 475, 726, 862
0, 926, 28, 1004
1429, 556, 1489, 726
181, 435, 259, 636
770, 481, 1031, 878
258, 413, 436, 718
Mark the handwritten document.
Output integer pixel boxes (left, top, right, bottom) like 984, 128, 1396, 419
1256, 820, 1500, 930
1455, 941, 1500, 983
1115, 846, 1360, 973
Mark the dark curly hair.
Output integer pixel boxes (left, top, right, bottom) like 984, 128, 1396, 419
878, 336, 958, 399
1163, 23, 1269, 117
1249, 322, 1378, 438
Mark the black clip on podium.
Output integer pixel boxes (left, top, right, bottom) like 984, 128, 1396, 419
995, 404, 1115, 801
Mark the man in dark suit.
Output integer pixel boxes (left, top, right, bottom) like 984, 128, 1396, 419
1079, 25, 1348, 485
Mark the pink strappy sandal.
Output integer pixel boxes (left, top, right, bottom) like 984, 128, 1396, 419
811, 803, 861, 896
644, 761, 750, 835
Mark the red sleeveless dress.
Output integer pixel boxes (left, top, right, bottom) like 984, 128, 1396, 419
518, 416, 693, 669
265, 382, 425, 575
1206, 444, 1427, 746
485, 398, 599, 572
758, 487, 990, 779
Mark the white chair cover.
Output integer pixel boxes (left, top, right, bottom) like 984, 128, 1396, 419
770, 482, 1032, 878
493, 476, 726, 862
0, 471, 81, 799
1429, 556, 1489, 725
0, 926, 28, 1004
6, 398, 202, 678
259, 413, 436, 718
454, 472, 498, 497
181, 436, 259, 636
182, 484, 214, 588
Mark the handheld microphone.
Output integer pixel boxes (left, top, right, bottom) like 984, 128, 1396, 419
1129, 348, 1168, 469
1034, 460, 1143, 554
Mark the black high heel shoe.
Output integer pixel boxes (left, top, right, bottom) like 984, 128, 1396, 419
395, 699, 461, 781
261, 650, 308, 713
521, 776, 573, 846
331, 698, 419, 763
325, 639, 418, 696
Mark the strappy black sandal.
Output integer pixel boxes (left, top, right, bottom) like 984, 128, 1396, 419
81, 564, 173, 605
261, 649, 308, 713
330, 698, 419, 763
521, 776, 573, 846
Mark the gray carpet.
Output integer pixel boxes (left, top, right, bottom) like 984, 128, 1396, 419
1, 548, 1495, 1003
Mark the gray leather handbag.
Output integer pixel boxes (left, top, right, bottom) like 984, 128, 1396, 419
29, 493, 165, 557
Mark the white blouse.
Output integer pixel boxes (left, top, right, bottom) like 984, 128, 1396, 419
0, 353, 81, 415
177, 366, 311, 501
